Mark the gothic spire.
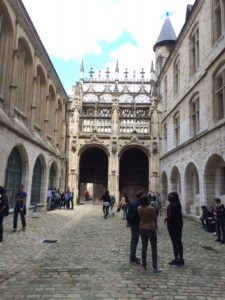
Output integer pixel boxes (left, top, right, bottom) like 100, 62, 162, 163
80, 59, 84, 80
153, 14, 176, 52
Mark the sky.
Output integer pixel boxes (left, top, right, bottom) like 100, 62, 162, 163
22, 0, 195, 95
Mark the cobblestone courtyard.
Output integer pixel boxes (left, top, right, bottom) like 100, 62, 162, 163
0, 204, 225, 299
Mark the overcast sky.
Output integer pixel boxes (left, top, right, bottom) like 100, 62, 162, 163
22, 0, 195, 94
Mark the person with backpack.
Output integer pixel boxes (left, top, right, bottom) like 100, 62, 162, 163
0, 186, 9, 242
150, 192, 161, 228
127, 190, 143, 264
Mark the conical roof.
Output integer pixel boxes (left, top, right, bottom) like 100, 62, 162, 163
153, 16, 176, 51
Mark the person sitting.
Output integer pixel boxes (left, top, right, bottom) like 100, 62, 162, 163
207, 206, 216, 233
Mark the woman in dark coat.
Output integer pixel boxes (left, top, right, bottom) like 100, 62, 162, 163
165, 192, 184, 265
0, 186, 8, 242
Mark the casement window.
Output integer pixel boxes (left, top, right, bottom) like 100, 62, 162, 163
214, 66, 225, 121
213, 0, 225, 42
190, 96, 199, 137
163, 76, 168, 111
174, 112, 180, 147
190, 26, 199, 75
163, 123, 167, 152
174, 57, 180, 95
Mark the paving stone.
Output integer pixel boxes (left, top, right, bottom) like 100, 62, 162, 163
0, 206, 225, 299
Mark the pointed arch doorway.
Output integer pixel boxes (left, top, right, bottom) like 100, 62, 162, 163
119, 148, 149, 199
78, 147, 108, 204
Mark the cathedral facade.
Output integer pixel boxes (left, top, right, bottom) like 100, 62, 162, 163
67, 62, 160, 203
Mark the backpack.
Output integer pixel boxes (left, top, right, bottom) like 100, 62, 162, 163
2, 195, 9, 217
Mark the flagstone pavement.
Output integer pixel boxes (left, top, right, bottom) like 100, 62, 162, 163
0, 204, 225, 300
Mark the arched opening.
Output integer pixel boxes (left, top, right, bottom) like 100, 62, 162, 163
119, 148, 148, 199
185, 162, 200, 215
161, 171, 168, 207
49, 162, 57, 189
5, 147, 22, 208
30, 157, 42, 206
204, 154, 225, 207
170, 166, 181, 197
79, 147, 108, 203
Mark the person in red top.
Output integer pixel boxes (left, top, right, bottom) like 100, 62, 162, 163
165, 192, 184, 266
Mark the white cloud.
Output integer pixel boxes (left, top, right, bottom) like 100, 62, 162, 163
22, 0, 195, 57
22, 0, 195, 84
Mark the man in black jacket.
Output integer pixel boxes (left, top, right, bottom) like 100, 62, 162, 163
214, 198, 225, 243
127, 190, 143, 263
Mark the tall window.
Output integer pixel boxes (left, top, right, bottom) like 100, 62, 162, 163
35, 66, 46, 128
190, 26, 199, 75
163, 123, 167, 152
214, 66, 225, 121
174, 57, 180, 95
157, 55, 163, 75
190, 96, 199, 136
16, 39, 32, 117
174, 112, 180, 147
163, 76, 168, 111
213, 0, 225, 42
0, 9, 13, 103
220, 166, 225, 195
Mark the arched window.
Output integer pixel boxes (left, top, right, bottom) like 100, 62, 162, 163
45, 85, 56, 138
16, 39, 33, 117
49, 163, 57, 189
30, 158, 42, 206
35, 65, 47, 128
5, 147, 22, 208
0, 4, 13, 104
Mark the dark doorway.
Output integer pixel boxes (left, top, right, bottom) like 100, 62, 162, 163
119, 148, 148, 200
79, 147, 108, 204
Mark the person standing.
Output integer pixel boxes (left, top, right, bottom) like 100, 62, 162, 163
126, 190, 143, 264
70, 188, 74, 210
214, 198, 225, 243
65, 187, 72, 209
138, 194, 161, 272
165, 192, 184, 265
47, 187, 53, 211
100, 190, 111, 219
13, 184, 27, 232
120, 192, 129, 220
0, 186, 8, 242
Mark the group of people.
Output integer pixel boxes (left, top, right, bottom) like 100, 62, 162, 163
125, 190, 184, 272
47, 187, 74, 210
200, 198, 225, 244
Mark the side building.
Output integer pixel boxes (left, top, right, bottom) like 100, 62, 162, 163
0, 0, 69, 211
155, 0, 225, 214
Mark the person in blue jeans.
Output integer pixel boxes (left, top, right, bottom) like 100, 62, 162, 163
127, 190, 143, 264
13, 184, 27, 232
